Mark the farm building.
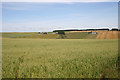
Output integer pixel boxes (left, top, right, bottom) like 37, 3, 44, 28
43, 32, 48, 34
38, 32, 42, 34
51, 32, 58, 34
88, 32, 97, 34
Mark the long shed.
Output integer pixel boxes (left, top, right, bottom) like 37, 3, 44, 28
88, 32, 97, 34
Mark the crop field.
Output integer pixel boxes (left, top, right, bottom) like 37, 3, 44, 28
1, 31, 119, 39
95, 31, 119, 39
65, 32, 97, 39
1, 32, 59, 39
67, 31, 119, 39
2, 32, 97, 39
2, 38, 118, 78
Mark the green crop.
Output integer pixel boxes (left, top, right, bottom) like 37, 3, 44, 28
2, 38, 118, 78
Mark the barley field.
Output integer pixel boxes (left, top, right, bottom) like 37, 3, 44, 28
2, 38, 118, 78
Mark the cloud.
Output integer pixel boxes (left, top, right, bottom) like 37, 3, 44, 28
1, 0, 119, 2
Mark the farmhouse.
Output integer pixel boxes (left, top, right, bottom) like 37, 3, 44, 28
88, 32, 97, 34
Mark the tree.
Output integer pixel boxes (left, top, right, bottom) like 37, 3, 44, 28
53, 30, 66, 39
53, 30, 65, 34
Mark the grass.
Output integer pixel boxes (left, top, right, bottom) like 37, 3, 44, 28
2, 38, 118, 78
2, 32, 97, 39
2, 32, 59, 39
2, 32, 37, 38
65, 32, 97, 39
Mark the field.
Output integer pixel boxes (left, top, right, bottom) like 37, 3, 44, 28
67, 31, 119, 39
2, 38, 118, 78
95, 31, 118, 39
2, 32, 97, 39
2, 31, 119, 39
1, 32, 59, 39
66, 32, 97, 39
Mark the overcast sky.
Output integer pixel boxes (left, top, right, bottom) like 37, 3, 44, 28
2, 1, 118, 32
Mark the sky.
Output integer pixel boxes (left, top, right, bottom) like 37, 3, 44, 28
2, 2, 118, 32
1, 0, 120, 2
